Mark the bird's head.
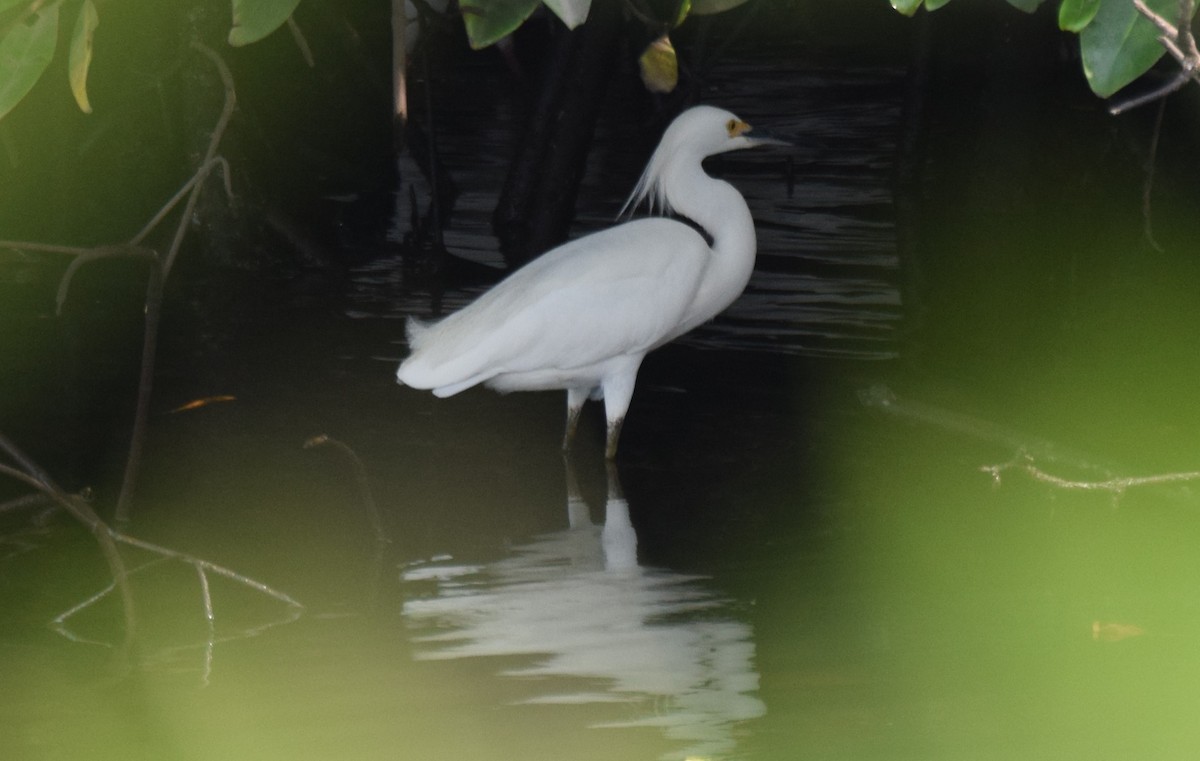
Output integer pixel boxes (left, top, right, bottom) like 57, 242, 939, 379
621, 105, 787, 218
664, 105, 787, 158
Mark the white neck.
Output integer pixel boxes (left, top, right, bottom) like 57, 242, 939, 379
662, 159, 758, 332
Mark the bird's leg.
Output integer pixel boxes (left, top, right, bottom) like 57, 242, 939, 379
600, 362, 640, 460
563, 387, 588, 452
605, 418, 624, 460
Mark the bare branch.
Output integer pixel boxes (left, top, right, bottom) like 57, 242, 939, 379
55, 244, 160, 315
129, 156, 231, 246
162, 42, 238, 279
981, 451, 1200, 505
1109, 69, 1191, 115
0, 441, 137, 643
0, 240, 92, 256
113, 531, 305, 609
304, 434, 391, 543
1134, 0, 1180, 39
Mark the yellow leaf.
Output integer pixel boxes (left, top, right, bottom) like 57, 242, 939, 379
639, 35, 677, 94
169, 395, 237, 413
1091, 620, 1145, 642
68, 0, 99, 114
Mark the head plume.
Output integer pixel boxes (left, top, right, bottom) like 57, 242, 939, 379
617, 105, 758, 220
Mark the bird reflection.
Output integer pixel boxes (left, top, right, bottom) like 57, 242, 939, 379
400, 461, 765, 760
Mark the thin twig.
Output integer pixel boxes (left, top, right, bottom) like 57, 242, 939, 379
304, 434, 390, 543
114, 531, 304, 608
1141, 97, 1166, 250
981, 451, 1200, 502
196, 563, 216, 685
163, 42, 237, 280
0, 441, 137, 644
0, 492, 51, 515
0, 240, 92, 256
117, 44, 236, 520
1109, 70, 1191, 115
55, 244, 159, 315
129, 156, 231, 246
0, 429, 62, 487
113, 254, 163, 522
50, 557, 170, 645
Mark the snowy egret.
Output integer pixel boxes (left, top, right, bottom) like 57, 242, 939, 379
396, 105, 783, 458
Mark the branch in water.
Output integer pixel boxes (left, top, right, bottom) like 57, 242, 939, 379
981, 451, 1200, 504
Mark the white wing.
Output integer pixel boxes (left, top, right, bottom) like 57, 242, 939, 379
396, 218, 711, 394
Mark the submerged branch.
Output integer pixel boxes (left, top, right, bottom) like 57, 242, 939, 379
858, 383, 1118, 476
3, 431, 303, 667
114, 531, 304, 609
304, 434, 390, 543
0, 434, 137, 644
49, 524, 304, 657
981, 452, 1200, 503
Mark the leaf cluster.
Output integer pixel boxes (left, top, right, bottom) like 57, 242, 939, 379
890, 0, 1199, 98
0, 0, 298, 122
459, 0, 749, 93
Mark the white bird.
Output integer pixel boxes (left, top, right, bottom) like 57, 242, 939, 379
396, 105, 782, 458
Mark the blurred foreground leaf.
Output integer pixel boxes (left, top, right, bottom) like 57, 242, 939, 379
461, 0, 540, 49
543, 0, 590, 28
0, 4, 59, 122
889, 0, 953, 15
691, 0, 750, 12
68, 0, 99, 114
1058, 0, 1101, 32
228, 0, 301, 47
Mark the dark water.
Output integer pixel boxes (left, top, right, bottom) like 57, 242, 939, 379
6, 33, 1200, 761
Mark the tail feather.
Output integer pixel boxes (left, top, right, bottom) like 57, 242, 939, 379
405, 316, 433, 350
397, 313, 494, 395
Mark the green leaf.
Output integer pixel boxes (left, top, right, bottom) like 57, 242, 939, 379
1005, 0, 1045, 12
672, 0, 691, 27
543, 0, 590, 29
228, 0, 301, 47
889, 0, 956, 13
639, 34, 677, 93
1080, 0, 1196, 97
690, 0, 749, 11
0, 4, 59, 123
0, 0, 31, 13
461, 0, 540, 49
1059, 0, 1100, 32
69, 0, 99, 114
890, 0, 924, 16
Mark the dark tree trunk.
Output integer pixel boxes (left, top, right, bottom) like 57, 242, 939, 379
492, 2, 624, 268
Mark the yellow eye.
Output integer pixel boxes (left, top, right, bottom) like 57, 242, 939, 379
726, 119, 738, 134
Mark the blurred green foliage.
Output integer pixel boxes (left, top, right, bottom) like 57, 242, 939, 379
0, 0, 299, 121
891, 0, 1198, 98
